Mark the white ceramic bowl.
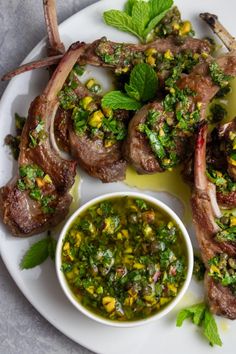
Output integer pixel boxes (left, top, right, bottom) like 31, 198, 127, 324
56, 191, 193, 327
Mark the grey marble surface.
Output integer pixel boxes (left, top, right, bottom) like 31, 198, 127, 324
0, 1, 99, 353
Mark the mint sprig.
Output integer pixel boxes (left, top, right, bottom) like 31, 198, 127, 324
176, 303, 222, 347
102, 63, 158, 110
20, 234, 57, 269
103, 0, 173, 43
102, 91, 142, 110
125, 63, 158, 102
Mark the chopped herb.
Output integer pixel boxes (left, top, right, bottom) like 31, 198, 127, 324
193, 254, 205, 281
209, 62, 231, 88
73, 64, 85, 76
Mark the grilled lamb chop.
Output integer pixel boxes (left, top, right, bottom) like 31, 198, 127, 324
0, 42, 85, 237
192, 124, 236, 319
1, 35, 211, 81
58, 77, 129, 182
123, 13, 236, 175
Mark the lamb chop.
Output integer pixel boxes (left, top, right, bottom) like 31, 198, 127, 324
192, 123, 236, 319
123, 14, 236, 174
1, 32, 212, 81
57, 75, 129, 182
0, 42, 85, 237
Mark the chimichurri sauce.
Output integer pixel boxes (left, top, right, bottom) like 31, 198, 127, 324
61, 197, 187, 322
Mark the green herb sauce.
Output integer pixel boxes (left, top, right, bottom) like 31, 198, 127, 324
61, 196, 188, 322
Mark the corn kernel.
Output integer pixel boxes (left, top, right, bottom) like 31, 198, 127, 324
179, 21, 191, 36
159, 128, 165, 137
197, 102, 202, 110
172, 22, 180, 30
86, 79, 95, 89
117, 232, 123, 240
104, 139, 115, 148
121, 229, 129, 238
168, 284, 177, 294
164, 49, 174, 60
43, 174, 52, 184
66, 271, 74, 280
102, 296, 116, 313
120, 66, 129, 73
86, 286, 95, 295
36, 177, 44, 188
160, 297, 170, 306
133, 263, 144, 269
228, 157, 236, 166
229, 131, 236, 140
230, 216, 236, 226
210, 265, 221, 275
81, 96, 93, 110
124, 247, 133, 254
146, 55, 156, 66
88, 110, 104, 128
167, 221, 174, 229
63, 242, 70, 251
145, 48, 157, 56
102, 106, 113, 118
124, 297, 134, 306
201, 52, 209, 59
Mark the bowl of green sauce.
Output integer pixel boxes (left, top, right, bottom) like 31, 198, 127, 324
56, 192, 193, 327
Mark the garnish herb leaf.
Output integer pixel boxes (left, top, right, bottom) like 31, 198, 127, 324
176, 303, 222, 347
143, 10, 169, 38
125, 63, 158, 102
103, 0, 173, 43
20, 238, 49, 269
102, 63, 158, 110
102, 91, 142, 110
124, 0, 136, 15
20, 235, 57, 269
202, 309, 223, 347
103, 10, 143, 41
131, 1, 150, 36
149, 0, 173, 17
176, 303, 206, 326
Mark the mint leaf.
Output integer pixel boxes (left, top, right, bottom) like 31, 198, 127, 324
125, 63, 158, 102
103, 0, 173, 42
131, 1, 150, 36
149, 0, 173, 18
124, 0, 136, 15
176, 303, 206, 327
203, 309, 222, 347
176, 303, 222, 347
143, 10, 169, 37
48, 237, 57, 261
103, 10, 143, 41
20, 238, 49, 269
102, 91, 142, 110
125, 84, 140, 101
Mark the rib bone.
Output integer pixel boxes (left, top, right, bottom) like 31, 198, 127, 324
200, 12, 236, 51
43, 0, 65, 56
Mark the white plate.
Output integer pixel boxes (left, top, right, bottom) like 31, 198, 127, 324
0, 0, 235, 353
